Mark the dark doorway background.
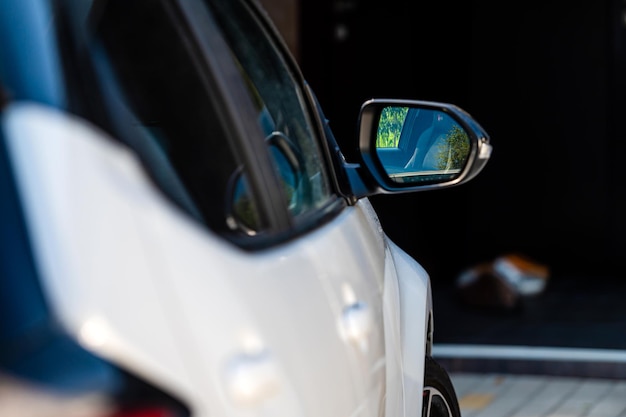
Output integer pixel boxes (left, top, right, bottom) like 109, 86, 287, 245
301, 0, 626, 281
300, 0, 626, 348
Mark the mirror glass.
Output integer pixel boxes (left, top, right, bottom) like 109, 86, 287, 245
375, 106, 470, 184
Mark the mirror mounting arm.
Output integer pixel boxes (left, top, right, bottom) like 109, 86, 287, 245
342, 162, 377, 203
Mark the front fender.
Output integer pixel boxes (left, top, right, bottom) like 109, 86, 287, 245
383, 237, 432, 417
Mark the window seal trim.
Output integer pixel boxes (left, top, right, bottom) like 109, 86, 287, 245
172, 0, 292, 233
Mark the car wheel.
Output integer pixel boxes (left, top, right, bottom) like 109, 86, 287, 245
422, 356, 461, 417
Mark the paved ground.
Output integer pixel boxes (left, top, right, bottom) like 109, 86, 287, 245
450, 372, 626, 417
435, 345, 626, 417
429, 272, 626, 417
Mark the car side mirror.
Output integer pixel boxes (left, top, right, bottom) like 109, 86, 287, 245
357, 99, 492, 195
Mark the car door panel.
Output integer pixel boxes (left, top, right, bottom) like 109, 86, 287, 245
4, 102, 361, 417
300, 200, 387, 417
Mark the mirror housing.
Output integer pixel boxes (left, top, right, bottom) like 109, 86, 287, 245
354, 99, 492, 196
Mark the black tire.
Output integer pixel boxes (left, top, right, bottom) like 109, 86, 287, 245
422, 356, 461, 417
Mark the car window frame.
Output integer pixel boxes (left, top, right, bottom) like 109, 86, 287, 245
164, 0, 292, 234
55, 0, 349, 249
175, 0, 349, 244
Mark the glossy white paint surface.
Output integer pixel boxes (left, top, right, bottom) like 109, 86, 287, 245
4, 102, 433, 417
4, 103, 196, 401
387, 239, 432, 417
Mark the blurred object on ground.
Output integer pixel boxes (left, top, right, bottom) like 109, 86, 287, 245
456, 253, 550, 311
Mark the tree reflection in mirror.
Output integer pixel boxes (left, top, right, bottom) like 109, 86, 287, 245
375, 107, 470, 184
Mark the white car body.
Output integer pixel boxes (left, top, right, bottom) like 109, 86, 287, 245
0, 1, 491, 417
5, 103, 432, 417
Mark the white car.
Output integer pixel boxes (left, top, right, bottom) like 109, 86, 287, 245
0, 1, 492, 417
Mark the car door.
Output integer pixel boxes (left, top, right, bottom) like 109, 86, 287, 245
201, 1, 391, 415
199, 0, 391, 414
74, 0, 390, 417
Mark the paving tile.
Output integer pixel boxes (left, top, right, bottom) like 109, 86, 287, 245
453, 374, 500, 398
453, 374, 519, 417
507, 376, 580, 417
469, 375, 547, 417
547, 379, 615, 417
585, 381, 626, 417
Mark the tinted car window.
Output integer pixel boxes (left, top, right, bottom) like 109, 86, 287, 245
78, 0, 335, 240
86, 0, 265, 235
206, 0, 333, 220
